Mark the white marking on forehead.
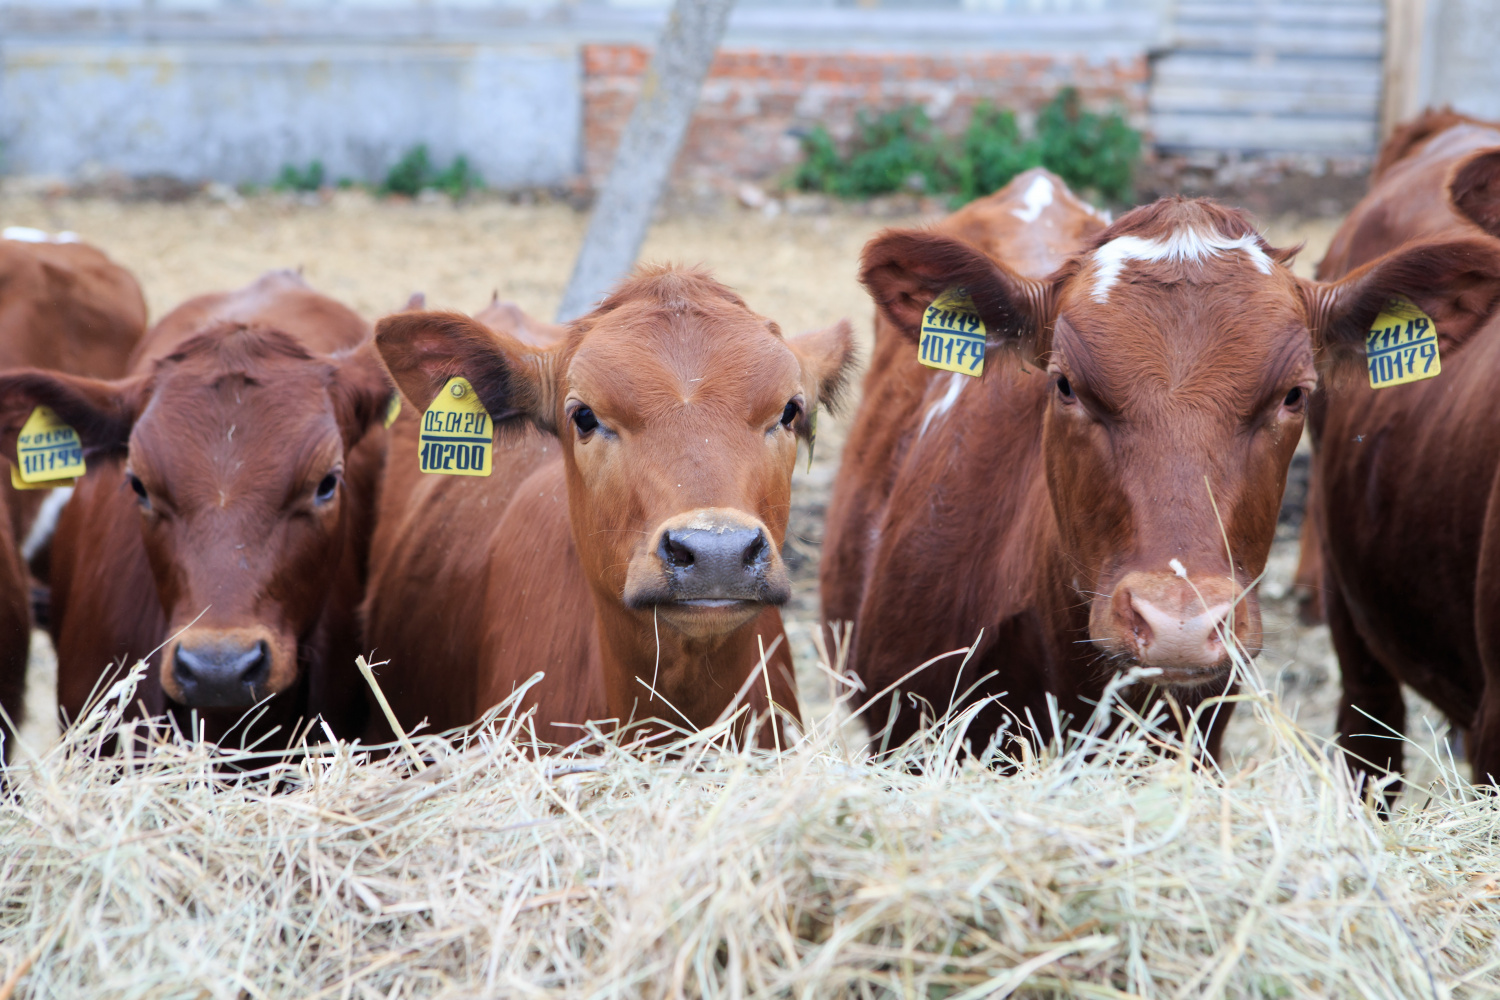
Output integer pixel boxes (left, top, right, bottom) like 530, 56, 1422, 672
1090, 227, 1273, 303
918, 372, 967, 440
3, 226, 79, 244
1011, 174, 1054, 223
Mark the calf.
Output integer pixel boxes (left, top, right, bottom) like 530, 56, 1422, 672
366, 267, 853, 744
0, 271, 392, 744
1307, 110, 1500, 787
0, 232, 146, 759
824, 171, 1500, 757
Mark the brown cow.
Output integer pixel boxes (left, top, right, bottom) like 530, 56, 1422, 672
823, 168, 1500, 758
1308, 109, 1500, 788
0, 271, 392, 745
365, 267, 854, 744
0, 231, 146, 759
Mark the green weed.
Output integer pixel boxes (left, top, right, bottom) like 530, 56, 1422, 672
273, 160, 325, 193
794, 87, 1140, 206
381, 145, 484, 199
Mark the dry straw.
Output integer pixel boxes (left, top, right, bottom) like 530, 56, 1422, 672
0, 634, 1497, 1000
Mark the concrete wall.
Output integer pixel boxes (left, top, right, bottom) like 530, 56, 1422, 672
2, 42, 580, 185
0, 0, 1166, 188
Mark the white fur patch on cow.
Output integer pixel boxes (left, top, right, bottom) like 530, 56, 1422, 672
20, 485, 74, 563
1090, 227, 1272, 303
3, 226, 79, 245
1011, 174, 1054, 223
918, 372, 967, 440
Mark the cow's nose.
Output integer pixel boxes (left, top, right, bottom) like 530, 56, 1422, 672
1098, 570, 1255, 679
1125, 594, 1233, 669
659, 526, 770, 594
172, 638, 272, 708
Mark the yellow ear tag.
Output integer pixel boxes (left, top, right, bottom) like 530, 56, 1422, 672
383, 393, 401, 428
9, 466, 74, 491
12, 405, 85, 488
419, 377, 492, 476
919, 287, 987, 377
1366, 297, 1440, 389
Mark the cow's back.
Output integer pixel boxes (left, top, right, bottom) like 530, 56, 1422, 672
821, 169, 1106, 638
0, 239, 147, 375
131, 270, 367, 370
1320, 121, 1500, 278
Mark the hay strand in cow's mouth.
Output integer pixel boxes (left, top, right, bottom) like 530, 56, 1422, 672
0, 633, 1495, 998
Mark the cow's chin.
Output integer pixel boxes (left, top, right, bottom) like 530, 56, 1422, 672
653, 599, 766, 639
1103, 651, 1237, 691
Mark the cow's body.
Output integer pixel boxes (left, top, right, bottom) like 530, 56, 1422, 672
823, 167, 1500, 757
1309, 111, 1500, 785
366, 271, 854, 745
1, 271, 391, 744
0, 233, 146, 758
821, 170, 1109, 636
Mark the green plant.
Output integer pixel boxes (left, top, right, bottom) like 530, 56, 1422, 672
382, 145, 434, 197
1030, 87, 1139, 203
434, 155, 483, 199
952, 103, 1040, 203
381, 145, 484, 198
794, 108, 949, 199
273, 160, 325, 193
792, 87, 1140, 206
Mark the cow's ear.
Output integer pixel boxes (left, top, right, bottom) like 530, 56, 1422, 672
787, 319, 858, 418
0, 369, 146, 468
860, 228, 1051, 361
1304, 237, 1500, 371
327, 342, 397, 448
1450, 147, 1500, 239
375, 310, 561, 433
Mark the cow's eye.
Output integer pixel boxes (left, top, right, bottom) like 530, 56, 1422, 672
572, 405, 599, 437
314, 472, 340, 505
127, 472, 150, 508
1282, 386, 1305, 409
1055, 375, 1076, 401
780, 400, 800, 428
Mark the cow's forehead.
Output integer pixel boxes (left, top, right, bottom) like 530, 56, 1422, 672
131, 354, 341, 488
1081, 225, 1279, 305
1055, 245, 1313, 410
567, 303, 801, 415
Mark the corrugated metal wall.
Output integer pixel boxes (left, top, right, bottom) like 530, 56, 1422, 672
1149, 0, 1385, 155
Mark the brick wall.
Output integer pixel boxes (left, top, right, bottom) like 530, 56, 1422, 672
583, 46, 1150, 195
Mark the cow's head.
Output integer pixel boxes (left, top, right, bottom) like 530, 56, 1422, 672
377, 266, 855, 643
863, 198, 1500, 686
0, 324, 392, 709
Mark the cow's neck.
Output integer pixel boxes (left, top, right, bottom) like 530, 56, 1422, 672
591, 598, 780, 734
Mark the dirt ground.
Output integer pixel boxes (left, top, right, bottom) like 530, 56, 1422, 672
2, 190, 1451, 778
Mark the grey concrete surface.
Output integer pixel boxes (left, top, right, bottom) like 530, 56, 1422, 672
2, 42, 581, 186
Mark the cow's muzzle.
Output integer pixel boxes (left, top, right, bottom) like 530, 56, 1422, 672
1091, 570, 1259, 685
165, 626, 287, 708
624, 508, 790, 637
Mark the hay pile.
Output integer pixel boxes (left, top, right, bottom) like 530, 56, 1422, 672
1, 647, 1497, 999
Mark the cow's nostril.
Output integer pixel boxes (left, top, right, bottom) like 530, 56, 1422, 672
172, 638, 274, 708
237, 641, 271, 682
661, 531, 696, 568
742, 530, 767, 566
